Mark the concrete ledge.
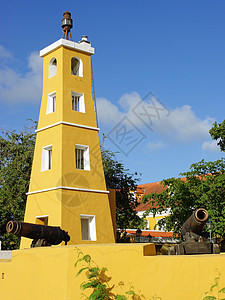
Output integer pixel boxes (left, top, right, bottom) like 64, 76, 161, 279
0, 251, 12, 260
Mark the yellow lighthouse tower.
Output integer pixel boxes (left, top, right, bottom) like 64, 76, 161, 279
21, 12, 115, 248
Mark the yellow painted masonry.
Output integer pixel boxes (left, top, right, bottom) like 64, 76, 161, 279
147, 216, 166, 230
21, 40, 115, 248
1, 245, 225, 299
38, 46, 96, 130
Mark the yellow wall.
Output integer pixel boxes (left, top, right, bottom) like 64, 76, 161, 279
108, 188, 117, 238
146, 216, 165, 230
61, 191, 115, 245
0, 245, 225, 300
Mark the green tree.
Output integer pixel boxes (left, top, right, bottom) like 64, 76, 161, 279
101, 144, 144, 233
0, 124, 36, 249
142, 159, 225, 239
209, 120, 225, 152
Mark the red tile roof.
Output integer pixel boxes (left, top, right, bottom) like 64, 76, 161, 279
135, 174, 212, 212
135, 181, 166, 211
136, 181, 165, 195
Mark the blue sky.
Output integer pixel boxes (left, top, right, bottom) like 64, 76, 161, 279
0, 0, 224, 184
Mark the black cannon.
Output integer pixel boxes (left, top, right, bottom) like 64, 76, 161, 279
6, 220, 70, 247
169, 208, 220, 255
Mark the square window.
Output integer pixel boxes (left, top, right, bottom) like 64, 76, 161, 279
80, 215, 96, 241
72, 92, 85, 113
46, 92, 56, 114
72, 95, 79, 111
75, 144, 90, 171
41, 145, 52, 171
75, 148, 84, 169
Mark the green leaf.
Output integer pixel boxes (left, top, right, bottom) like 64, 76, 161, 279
75, 258, 85, 268
89, 289, 101, 300
89, 267, 99, 273
83, 255, 91, 263
219, 287, 225, 293
203, 297, 217, 300
125, 290, 135, 295
210, 284, 218, 292
114, 295, 127, 300
101, 267, 108, 272
88, 267, 100, 279
81, 281, 96, 290
76, 267, 89, 276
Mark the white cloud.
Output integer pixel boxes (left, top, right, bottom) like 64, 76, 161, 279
28, 52, 43, 74
147, 141, 165, 150
97, 92, 145, 128
97, 97, 123, 124
118, 92, 142, 111
97, 92, 215, 144
0, 49, 42, 104
0, 45, 13, 59
202, 140, 220, 152
154, 105, 214, 142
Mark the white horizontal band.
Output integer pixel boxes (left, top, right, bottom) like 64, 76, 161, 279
36, 121, 100, 133
27, 186, 109, 195
40, 38, 95, 57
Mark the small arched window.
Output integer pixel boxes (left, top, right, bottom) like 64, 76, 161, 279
49, 57, 57, 78
71, 57, 83, 77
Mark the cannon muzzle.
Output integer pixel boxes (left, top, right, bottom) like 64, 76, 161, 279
181, 208, 208, 238
6, 221, 70, 247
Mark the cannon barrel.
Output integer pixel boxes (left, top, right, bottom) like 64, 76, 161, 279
6, 221, 70, 246
181, 208, 208, 238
